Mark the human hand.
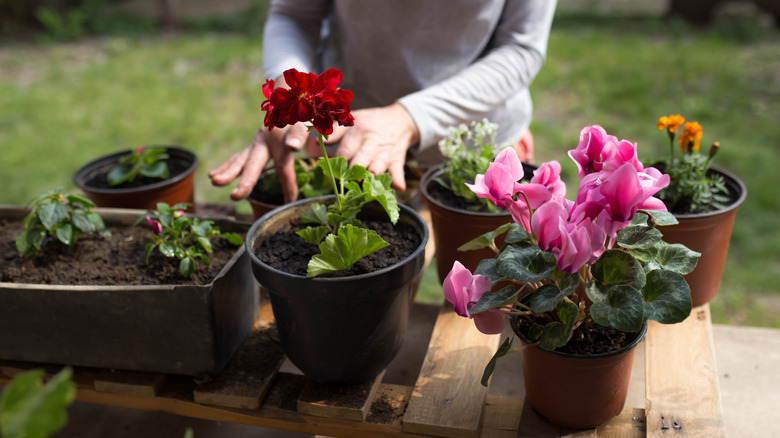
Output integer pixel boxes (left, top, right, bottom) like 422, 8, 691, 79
208, 122, 315, 202
325, 103, 419, 192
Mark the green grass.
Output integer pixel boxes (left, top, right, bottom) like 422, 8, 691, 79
1, 8, 778, 326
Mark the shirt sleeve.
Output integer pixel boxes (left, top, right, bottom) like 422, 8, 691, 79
397, 0, 557, 151
262, 0, 331, 81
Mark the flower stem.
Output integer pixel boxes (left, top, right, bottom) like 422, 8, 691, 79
318, 133, 342, 209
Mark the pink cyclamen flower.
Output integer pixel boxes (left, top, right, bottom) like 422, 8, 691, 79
505, 182, 552, 233
567, 125, 618, 178
532, 200, 606, 274
146, 215, 163, 234
599, 163, 668, 223
530, 160, 566, 200
442, 261, 505, 335
466, 147, 526, 209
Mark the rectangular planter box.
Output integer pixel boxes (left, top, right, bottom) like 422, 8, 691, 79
0, 206, 259, 376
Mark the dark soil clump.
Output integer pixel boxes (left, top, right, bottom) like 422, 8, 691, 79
513, 315, 641, 356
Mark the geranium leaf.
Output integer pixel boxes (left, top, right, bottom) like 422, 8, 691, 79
301, 202, 329, 226
480, 337, 513, 387
589, 284, 645, 332
344, 163, 369, 181
591, 249, 646, 289
318, 156, 349, 181
307, 225, 389, 277
296, 226, 329, 245
363, 174, 399, 224
653, 243, 700, 275
470, 285, 518, 314
642, 270, 692, 324
496, 245, 556, 282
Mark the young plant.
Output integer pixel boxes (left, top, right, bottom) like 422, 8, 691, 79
654, 115, 729, 214
261, 68, 400, 278
259, 158, 333, 201
15, 188, 111, 257
435, 119, 507, 212
138, 203, 244, 278
443, 125, 700, 385
107, 146, 170, 186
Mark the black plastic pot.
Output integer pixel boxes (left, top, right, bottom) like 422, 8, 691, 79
246, 196, 428, 383
73, 146, 198, 211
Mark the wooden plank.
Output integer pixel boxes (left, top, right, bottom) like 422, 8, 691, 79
402, 304, 501, 438
93, 369, 167, 397
193, 323, 286, 410
297, 370, 385, 421
645, 304, 725, 437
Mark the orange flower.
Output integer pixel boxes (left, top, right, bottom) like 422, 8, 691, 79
657, 114, 686, 133
678, 121, 702, 153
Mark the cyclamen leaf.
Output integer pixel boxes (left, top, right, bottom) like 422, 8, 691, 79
306, 225, 389, 277
529, 284, 569, 313
480, 337, 514, 387
653, 243, 700, 275
504, 223, 530, 244
591, 249, 646, 289
538, 300, 578, 351
588, 283, 645, 332
457, 223, 512, 252
642, 270, 692, 324
496, 245, 556, 282
469, 285, 518, 315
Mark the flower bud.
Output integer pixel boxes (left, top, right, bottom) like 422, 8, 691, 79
708, 141, 720, 161
174, 210, 185, 218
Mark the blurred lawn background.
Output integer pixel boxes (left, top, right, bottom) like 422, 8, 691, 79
1, 0, 778, 326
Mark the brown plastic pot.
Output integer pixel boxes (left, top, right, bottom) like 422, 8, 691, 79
661, 167, 747, 307
513, 317, 647, 429
420, 164, 535, 284
73, 146, 198, 211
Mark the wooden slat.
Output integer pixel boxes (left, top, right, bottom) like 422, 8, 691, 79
645, 304, 725, 437
93, 370, 167, 397
402, 304, 501, 438
297, 370, 385, 421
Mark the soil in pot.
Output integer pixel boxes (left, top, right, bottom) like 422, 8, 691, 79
83, 158, 192, 191
255, 219, 422, 277
513, 315, 640, 356
0, 220, 237, 286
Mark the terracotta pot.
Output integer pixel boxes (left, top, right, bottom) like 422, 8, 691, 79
73, 146, 198, 211
0, 206, 257, 376
246, 196, 428, 383
513, 316, 647, 429
662, 167, 747, 307
420, 164, 535, 284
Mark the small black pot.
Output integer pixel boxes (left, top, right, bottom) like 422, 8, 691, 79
246, 196, 428, 383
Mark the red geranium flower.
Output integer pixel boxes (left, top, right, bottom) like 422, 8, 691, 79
262, 68, 354, 136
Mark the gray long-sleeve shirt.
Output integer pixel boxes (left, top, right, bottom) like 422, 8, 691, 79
262, 0, 556, 164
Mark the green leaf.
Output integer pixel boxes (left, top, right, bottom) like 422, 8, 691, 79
469, 285, 518, 314
307, 225, 389, 277
159, 242, 175, 257
140, 161, 169, 179
55, 224, 73, 245
220, 232, 243, 246
473, 258, 503, 284
504, 223, 529, 244
301, 203, 329, 226
0, 367, 74, 438
107, 165, 131, 185
318, 156, 349, 180
495, 245, 556, 282
642, 270, 692, 324
632, 210, 678, 227
15, 230, 45, 257
70, 210, 95, 233
617, 225, 662, 262
296, 226, 329, 245
344, 163, 369, 181
591, 249, 646, 289
588, 283, 646, 332
480, 337, 514, 387
363, 174, 399, 224
65, 193, 94, 208
144, 243, 156, 264
538, 301, 578, 351
196, 236, 212, 253
529, 284, 569, 313
653, 243, 700, 275
457, 223, 512, 252
39, 203, 67, 231
180, 257, 195, 277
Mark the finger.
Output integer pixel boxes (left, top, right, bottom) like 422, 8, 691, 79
208, 146, 250, 186
304, 135, 321, 158
323, 124, 349, 144
230, 144, 269, 201
387, 160, 407, 192
284, 123, 309, 151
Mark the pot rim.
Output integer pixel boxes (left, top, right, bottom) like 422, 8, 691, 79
246, 195, 428, 283
511, 311, 648, 360
73, 146, 198, 195
668, 166, 747, 220
420, 165, 512, 218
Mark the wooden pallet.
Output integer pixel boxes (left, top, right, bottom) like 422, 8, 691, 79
0, 207, 726, 437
